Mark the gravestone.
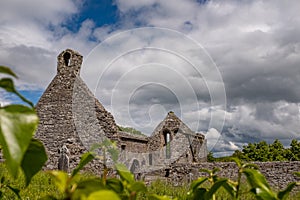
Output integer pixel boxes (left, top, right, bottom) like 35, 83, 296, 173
58, 145, 70, 172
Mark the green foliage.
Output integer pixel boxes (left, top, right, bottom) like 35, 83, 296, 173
0, 66, 47, 190
188, 168, 235, 200
232, 139, 300, 162
142, 179, 189, 199
0, 105, 39, 177
118, 126, 146, 136
46, 148, 160, 200
207, 152, 215, 162
21, 139, 48, 186
188, 159, 298, 200
71, 152, 95, 177
0, 66, 18, 78
287, 139, 300, 161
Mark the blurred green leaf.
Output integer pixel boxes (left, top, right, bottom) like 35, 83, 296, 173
0, 66, 17, 78
294, 172, 300, 177
106, 178, 124, 193
212, 167, 220, 174
7, 185, 21, 199
0, 78, 15, 93
222, 180, 237, 198
71, 152, 95, 177
0, 78, 33, 107
277, 182, 296, 200
21, 138, 47, 186
0, 105, 38, 177
87, 190, 120, 200
72, 178, 105, 200
243, 168, 277, 199
242, 163, 259, 170
192, 188, 207, 200
38, 196, 58, 200
199, 169, 211, 174
205, 178, 228, 200
48, 171, 69, 193
107, 146, 119, 163
190, 177, 208, 191
128, 181, 147, 193
148, 194, 172, 200
230, 157, 242, 168
115, 163, 134, 183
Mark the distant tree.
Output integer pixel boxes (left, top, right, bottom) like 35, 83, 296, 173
268, 139, 286, 161
232, 139, 298, 162
232, 149, 248, 160
207, 151, 215, 162
117, 125, 146, 136
288, 139, 300, 161
219, 139, 300, 162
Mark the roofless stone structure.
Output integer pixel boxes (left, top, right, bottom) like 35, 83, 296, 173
35, 49, 207, 172
35, 49, 118, 170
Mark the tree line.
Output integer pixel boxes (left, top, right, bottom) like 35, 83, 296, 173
209, 139, 300, 162
233, 139, 300, 161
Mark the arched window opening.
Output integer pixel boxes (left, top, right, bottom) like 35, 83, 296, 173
130, 159, 140, 173
163, 130, 171, 159
149, 153, 152, 166
63, 52, 71, 66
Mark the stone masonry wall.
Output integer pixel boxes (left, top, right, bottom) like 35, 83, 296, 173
35, 49, 118, 171
143, 161, 300, 189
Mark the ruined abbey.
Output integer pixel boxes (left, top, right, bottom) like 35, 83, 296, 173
32, 49, 300, 186
35, 49, 207, 174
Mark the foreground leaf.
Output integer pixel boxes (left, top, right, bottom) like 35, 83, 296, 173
128, 181, 147, 193
190, 177, 208, 191
21, 139, 48, 186
7, 185, 21, 199
38, 196, 58, 200
87, 190, 120, 200
205, 178, 228, 200
115, 163, 134, 183
106, 178, 124, 193
49, 171, 69, 193
0, 66, 17, 78
72, 152, 95, 177
222, 180, 237, 198
148, 194, 172, 200
0, 78, 33, 107
72, 178, 105, 199
277, 182, 297, 200
243, 168, 277, 199
0, 105, 38, 177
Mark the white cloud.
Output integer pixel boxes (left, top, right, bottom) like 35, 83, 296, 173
1, 0, 300, 155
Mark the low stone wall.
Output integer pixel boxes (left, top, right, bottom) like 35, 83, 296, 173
143, 161, 300, 189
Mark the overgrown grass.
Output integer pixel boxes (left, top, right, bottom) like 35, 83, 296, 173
138, 179, 300, 200
0, 164, 61, 199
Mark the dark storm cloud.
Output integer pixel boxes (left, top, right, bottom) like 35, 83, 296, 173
129, 83, 180, 106
1, 0, 300, 156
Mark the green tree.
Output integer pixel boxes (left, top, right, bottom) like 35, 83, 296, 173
268, 139, 286, 161
289, 139, 300, 161
207, 151, 215, 162
236, 139, 291, 161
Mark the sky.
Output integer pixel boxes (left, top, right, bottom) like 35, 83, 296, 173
1, 0, 300, 157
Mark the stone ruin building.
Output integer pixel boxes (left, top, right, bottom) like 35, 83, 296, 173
35, 49, 207, 175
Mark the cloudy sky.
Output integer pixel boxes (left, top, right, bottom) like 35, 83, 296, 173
1, 0, 300, 156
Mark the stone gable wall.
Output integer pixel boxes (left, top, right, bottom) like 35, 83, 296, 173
35, 49, 117, 170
